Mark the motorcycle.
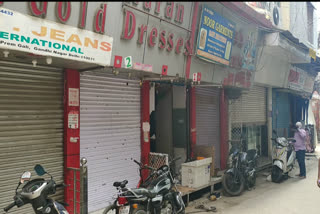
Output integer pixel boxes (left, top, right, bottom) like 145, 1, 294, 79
3, 164, 69, 214
222, 137, 259, 196
103, 161, 156, 214
271, 129, 296, 183
105, 157, 185, 214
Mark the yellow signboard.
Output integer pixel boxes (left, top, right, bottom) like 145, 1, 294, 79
309, 48, 316, 61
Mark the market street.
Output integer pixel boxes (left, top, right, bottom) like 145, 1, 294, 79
186, 147, 320, 214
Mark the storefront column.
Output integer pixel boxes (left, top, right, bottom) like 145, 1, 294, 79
267, 87, 272, 158
190, 86, 196, 159
185, 2, 199, 79
141, 81, 150, 180
64, 69, 80, 214
220, 88, 228, 169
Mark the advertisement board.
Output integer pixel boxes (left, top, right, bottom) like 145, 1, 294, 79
0, 8, 113, 66
196, 5, 235, 66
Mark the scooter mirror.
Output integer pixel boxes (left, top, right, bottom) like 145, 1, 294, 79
272, 130, 277, 134
34, 164, 47, 176
20, 171, 31, 184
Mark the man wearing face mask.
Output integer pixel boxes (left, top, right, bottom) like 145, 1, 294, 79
292, 122, 307, 179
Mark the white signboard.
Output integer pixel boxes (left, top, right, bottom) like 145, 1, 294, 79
124, 56, 133, 68
69, 88, 79, 106
0, 8, 113, 66
68, 113, 79, 129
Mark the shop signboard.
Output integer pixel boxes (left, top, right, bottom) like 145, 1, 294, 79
196, 4, 235, 66
288, 65, 314, 93
0, 8, 113, 66
220, 7, 258, 89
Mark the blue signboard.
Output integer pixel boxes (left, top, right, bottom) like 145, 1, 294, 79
196, 5, 236, 65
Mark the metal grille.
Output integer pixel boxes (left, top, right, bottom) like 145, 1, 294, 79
149, 152, 169, 169
0, 60, 64, 214
229, 96, 243, 151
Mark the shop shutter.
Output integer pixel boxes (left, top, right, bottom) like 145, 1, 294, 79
273, 91, 290, 137
195, 87, 220, 168
0, 60, 64, 214
80, 71, 141, 212
230, 85, 267, 125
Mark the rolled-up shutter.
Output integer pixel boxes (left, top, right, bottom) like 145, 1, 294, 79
195, 87, 220, 168
230, 85, 267, 125
0, 60, 64, 214
80, 72, 141, 212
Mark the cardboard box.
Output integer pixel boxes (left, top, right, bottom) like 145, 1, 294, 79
194, 145, 215, 177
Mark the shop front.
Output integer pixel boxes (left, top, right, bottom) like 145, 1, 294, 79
272, 65, 316, 139
0, 59, 65, 214
195, 87, 221, 168
76, 2, 194, 212
189, 2, 260, 170
79, 71, 142, 210
0, 3, 114, 214
229, 85, 268, 158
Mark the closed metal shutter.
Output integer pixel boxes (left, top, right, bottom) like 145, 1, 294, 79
80, 72, 141, 212
230, 85, 267, 125
195, 87, 220, 168
0, 60, 64, 214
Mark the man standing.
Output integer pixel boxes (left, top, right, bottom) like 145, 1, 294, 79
317, 158, 320, 187
293, 122, 307, 179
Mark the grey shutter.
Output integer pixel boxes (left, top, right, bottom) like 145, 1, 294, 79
0, 60, 64, 214
195, 87, 220, 168
80, 71, 141, 212
230, 85, 267, 125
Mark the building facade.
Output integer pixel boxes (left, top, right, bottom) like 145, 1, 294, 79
0, 2, 319, 214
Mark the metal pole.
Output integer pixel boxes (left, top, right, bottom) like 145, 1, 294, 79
80, 158, 88, 214
80, 165, 83, 214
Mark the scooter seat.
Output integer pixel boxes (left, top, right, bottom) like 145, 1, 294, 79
130, 188, 157, 198
113, 180, 128, 188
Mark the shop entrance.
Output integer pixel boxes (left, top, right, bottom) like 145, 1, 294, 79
150, 83, 187, 175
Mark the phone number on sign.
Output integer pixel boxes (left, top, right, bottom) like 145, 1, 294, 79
0, 9, 13, 16
81, 56, 95, 61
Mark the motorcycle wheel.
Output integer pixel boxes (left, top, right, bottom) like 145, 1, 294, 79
103, 204, 119, 214
222, 171, 244, 196
271, 166, 283, 183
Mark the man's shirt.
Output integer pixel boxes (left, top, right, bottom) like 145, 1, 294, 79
294, 128, 306, 151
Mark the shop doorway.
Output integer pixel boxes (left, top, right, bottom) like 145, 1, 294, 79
150, 83, 187, 176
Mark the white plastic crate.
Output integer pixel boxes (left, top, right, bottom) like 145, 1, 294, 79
181, 158, 212, 188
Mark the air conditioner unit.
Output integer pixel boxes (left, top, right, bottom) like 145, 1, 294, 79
271, 3, 281, 27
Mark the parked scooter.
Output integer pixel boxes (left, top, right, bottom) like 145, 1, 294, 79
271, 130, 296, 183
105, 157, 185, 214
3, 164, 69, 214
222, 136, 259, 196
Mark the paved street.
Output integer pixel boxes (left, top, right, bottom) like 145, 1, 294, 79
186, 147, 320, 214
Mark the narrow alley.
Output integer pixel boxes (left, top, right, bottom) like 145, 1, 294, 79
186, 149, 320, 214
